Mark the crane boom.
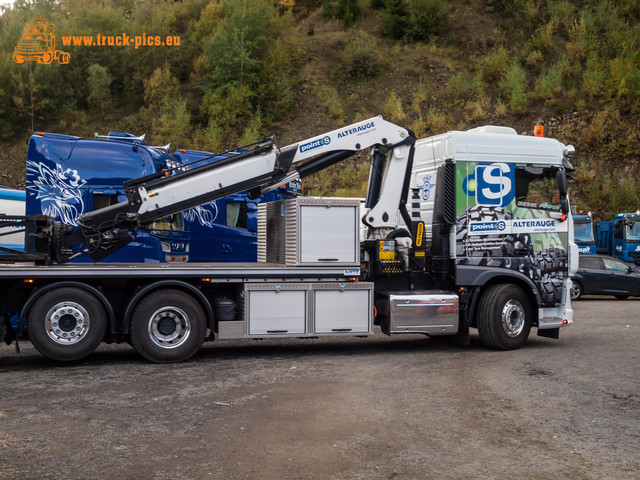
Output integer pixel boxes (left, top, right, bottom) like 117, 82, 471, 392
36, 116, 415, 263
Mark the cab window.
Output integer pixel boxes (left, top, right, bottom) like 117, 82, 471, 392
515, 166, 560, 211
226, 201, 247, 229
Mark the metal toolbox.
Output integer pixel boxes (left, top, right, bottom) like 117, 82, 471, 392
245, 283, 307, 335
258, 197, 360, 266
313, 283, 372, 334
244, 282, 373, 337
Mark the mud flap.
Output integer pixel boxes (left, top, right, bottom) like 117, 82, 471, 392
537, 327, 560, 339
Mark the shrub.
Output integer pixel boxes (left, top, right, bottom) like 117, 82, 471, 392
335, 0, 362, 27
501, 63, 528, 115
342, 32, 384, 80
479, 47, 510, 85
406, 0, 449, 42
383, 91, 407, 123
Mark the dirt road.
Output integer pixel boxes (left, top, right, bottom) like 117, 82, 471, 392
1, 298, 639, 479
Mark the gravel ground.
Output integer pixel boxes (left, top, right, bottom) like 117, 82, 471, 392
1, 297, 639, 480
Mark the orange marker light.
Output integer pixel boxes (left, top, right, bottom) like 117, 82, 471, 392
534, 125, 544, 137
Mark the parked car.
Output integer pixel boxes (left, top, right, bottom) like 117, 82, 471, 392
571, 255, 640, 300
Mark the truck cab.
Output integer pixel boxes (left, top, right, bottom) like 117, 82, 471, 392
26, 132, 189, 263
596, 212, 640, 265
407, 126, 576, 337
573, 213, 597, 255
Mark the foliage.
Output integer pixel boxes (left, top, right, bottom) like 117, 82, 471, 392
0, 0, 637, 216
86, 64, 112, 114
334, 0, 361, 28
341, 31, 384, 80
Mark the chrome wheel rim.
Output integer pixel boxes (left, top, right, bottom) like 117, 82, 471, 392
148, 306, 191, 348
501, 300, 525, 337
45, 302, 90, 345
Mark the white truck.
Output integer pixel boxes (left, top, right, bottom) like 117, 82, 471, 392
0, 117, 577, 362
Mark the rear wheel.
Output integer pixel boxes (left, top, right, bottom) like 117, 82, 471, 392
130, 289, 206, 363
477, 284, 532, 350
28, 288, 107, 361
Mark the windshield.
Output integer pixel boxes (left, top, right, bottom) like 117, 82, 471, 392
626, 220, 640, 242
150, 214, 184, 232
515, 167, 561, 211
574, 222, 595, 243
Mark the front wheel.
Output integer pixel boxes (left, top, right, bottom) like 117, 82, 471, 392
130, 289, 206, 363
477, 284, 532, 350
28, 287, 107, 361
614, 295, 629, 300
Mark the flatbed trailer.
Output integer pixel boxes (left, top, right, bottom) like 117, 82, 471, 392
1, 260, 378, 361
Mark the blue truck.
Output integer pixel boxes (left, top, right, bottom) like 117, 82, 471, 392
23, 132, 299, 263
596, 212, 640, 265
572, 212, 597, 255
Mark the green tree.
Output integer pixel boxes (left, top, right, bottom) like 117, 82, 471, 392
86, 64, 112, 114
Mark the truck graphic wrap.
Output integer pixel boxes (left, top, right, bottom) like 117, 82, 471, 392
456, 161, 569, 307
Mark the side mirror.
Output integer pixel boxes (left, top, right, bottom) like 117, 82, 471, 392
557, 169, 568, 198
560, 197, 570, 215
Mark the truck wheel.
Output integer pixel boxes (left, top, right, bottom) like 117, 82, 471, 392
28, 288, 107, 361
13, 53, 24, 63
571, 281, 583, 300
57, 52, 70, 64
477, 284, 532, 350
130, 290, 205, 363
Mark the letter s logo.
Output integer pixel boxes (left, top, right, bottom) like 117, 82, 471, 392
475, 163, 515, 207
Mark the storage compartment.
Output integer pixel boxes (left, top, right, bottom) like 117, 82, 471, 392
258, 197, 360, 266
313, 283, 372, 334
246, 284, 307, 335
243, 282, 373, 338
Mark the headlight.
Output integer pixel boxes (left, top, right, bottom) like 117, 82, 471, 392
161, 242, 171, 253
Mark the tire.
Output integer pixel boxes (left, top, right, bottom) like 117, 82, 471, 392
13, 53, 24, 63
614, 295, 629, 300
477, 284, 532, 350
130, 289, 206, 363
571, 281, 583, 301
28, 288, 107, 361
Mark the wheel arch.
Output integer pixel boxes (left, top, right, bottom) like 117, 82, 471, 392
18, 281, 115, 339
458, 266, 541, 328
123, 280, 214, 335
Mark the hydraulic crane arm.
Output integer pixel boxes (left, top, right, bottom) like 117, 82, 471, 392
49, 116, 415, 263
